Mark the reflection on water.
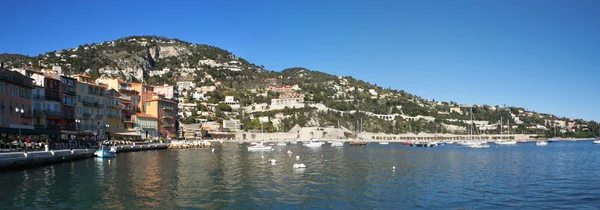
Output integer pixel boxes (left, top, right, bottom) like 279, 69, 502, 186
1, 141, 600, 209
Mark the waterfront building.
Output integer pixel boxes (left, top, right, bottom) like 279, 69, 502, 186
134, 113, 158, 140
0, 68, 35, 141
131, 82, 154, 113
74, 74, 108, 140
60, 75, 77, 140
105, 88, 123, 140
145, 94, 178, 139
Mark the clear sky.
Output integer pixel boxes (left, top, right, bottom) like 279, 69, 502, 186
1, 0, 599, 121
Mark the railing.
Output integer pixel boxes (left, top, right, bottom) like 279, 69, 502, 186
46, 111, 62, 117
95, 114, 104, 119
63, 113, 75, 119
33, 94, 44, 100
120, 86, 134, 91
34, 109, 46, 116
63, 101, 76, 106
45, 95, 60, 102
121, 95, 133, 101
64, 87, 76, 95
108, 104, 121, 109
107, 113, 121, 118
82, 101, 102, 107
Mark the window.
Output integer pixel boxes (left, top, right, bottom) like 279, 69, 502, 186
0, 83, 4, 94
9, 101, 13, 114
8, 85, 12, 97
0, 100, 3, 114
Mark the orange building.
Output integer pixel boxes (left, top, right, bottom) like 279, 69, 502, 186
145, 95, 177, 139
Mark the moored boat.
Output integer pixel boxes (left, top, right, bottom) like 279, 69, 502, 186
304, 139, 324, 147
495, 141, 517, 145
593, 138, 600, 144
248, 142, 272, 151
331, 141, 344, 147
469, 144, 490, 149
536, 141, 548, 146
350, 141, 367, 146
379, 142, 389, 145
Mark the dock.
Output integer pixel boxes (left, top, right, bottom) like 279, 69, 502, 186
0, 149, 95, 171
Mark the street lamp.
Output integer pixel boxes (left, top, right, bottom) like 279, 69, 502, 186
105, 124, 110, 141
15, 107, 24, 141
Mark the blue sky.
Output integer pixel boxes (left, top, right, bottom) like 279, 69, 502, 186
1, 0, 599, 121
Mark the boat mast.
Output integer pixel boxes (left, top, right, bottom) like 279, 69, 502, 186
500, 116, 503, 140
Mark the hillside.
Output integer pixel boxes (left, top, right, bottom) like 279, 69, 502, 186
2, 35, 599, 138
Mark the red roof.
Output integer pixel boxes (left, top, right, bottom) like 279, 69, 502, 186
136, 113, 158, 119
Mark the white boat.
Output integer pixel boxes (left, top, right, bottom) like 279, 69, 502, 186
379, 142, 389, 145
304, 139, 324, 147
290, 141, 298, 145
248, 142, 272, 151
495, 141, 517, 145
593, 139, 600, 144
536, 141, 548, 146
469, 143, 490, 149
331, 141, 344, 147
276, 142, 287, 146
457, 141, 480, 146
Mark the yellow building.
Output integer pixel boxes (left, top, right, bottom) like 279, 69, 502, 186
74, 74, 107, 139
105, 88, 123, 139
104, 78, 140, 130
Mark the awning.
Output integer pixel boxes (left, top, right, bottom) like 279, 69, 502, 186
111, 132, 142, 137
0, 127, 60, 135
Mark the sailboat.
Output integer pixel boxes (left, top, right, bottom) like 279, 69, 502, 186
248, 122, 272, 151
496, 117, 517, 145
467, 107, 489, 149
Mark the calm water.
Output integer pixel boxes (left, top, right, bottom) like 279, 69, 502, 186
2, 141, 600, 209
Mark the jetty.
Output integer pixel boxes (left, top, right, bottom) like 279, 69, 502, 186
0, 149, 95, 171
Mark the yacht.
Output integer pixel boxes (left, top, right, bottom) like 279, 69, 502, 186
248, 142, 272, 151
379, 142, 390, 145
495, 141, 517, 145
536, 141, 548, 146
593, 138, 600, 144
304, 139, 324, 147
331, 141, 344, 147
94, 145, 116, 158
276, 141, 287, 146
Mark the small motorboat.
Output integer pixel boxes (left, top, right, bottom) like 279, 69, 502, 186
401, 142, 412, 145
517, 140, 527, 143
276, 142, 287, 146
536, 141, 548, 146
379, 142, 389, 145
95, 145, 116, 158
548, 140, 561, 143
304, 139, 324, 147
248, 142, 272, 151
457, 141, 480, 146
331, 141, 344, 147
593, 139, 600, 144
469, 143, 490, 149
350, 141, 367, 146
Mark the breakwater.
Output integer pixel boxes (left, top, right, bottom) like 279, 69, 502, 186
0, 143, 170, 172
0, 149, 95, 171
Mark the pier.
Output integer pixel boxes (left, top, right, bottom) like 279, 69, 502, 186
0, 143, 170, 172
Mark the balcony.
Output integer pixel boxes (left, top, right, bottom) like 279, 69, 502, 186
120, 86, 134, 91
33, 94, 44, 100
161, 106, 173, 110
82, 113, 91, 119
64, 113, 75, 120
107, 113, 121, 118
108, 104, 121, 109
162, 115, 174, 119
95, 114, 104, 119
64, 86, 76, 95
121, 95, 132, 101
46, 110, 62, 117
45, 95, 60, 102
34, 109, 46, 116
82, 101, 102, 107
63, 102, 76, 107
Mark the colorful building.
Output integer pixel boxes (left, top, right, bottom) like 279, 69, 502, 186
134, 113, 158, 140
0, 68, 35, 141
74, 74, 108, 140
145, 95, 178, 139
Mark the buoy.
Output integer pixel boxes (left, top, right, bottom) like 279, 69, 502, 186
261, 155, 264, 159
296, 155, 300, 160
270, 159, 277, 163
212, 148, 215, 153
287, 150, 293, 154
393, 166, 396, 170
